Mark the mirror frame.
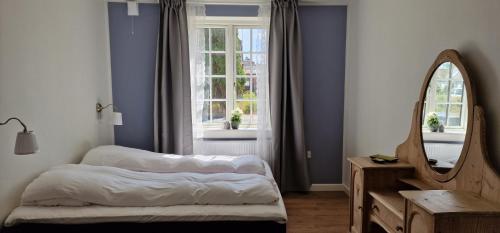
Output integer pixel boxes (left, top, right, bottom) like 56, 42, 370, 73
417, 49, 476, 182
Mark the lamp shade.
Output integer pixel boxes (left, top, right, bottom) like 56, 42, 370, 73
14, 131, 39, 155
112, 112, 123, 126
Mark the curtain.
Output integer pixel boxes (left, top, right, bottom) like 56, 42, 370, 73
269, 0, 311, 192
154, 0, 193, 155
256, 4, 273, 167
186, 4, 206, 142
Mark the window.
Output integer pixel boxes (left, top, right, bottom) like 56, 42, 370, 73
198, 21, 266, 130
423, 62, 467, 129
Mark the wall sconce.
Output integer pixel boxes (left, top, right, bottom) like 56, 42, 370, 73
0, 117, 39, 155
127, 0, 139, 16
96, 103, 123, 126
127, 0, 139, 35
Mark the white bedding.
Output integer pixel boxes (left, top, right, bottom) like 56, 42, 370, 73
21, 164, 279, 207
5, 163, 287, 226
81, 145, 266, 175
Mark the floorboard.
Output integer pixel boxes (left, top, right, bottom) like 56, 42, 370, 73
283, 191, 350, 233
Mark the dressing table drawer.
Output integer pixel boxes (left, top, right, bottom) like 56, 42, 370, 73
369, 197, 404, 233
405, 201, 433, 233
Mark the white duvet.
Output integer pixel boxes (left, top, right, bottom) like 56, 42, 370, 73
21, 164, 279, 207
81, 145, 266, 175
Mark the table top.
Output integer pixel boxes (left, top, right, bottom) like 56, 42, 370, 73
348, 156, 414, 170
399, 190, 500, 215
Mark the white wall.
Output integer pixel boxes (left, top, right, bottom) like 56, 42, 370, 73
0, 0, 113, 224
343, 0, 500, 186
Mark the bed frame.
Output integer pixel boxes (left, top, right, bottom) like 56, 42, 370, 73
2, 221, 286, 233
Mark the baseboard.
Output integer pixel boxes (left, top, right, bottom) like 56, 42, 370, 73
310, 184, 347, 192
343, 184, 350, 196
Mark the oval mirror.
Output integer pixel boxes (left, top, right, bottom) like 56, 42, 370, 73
420, 50, 474, 178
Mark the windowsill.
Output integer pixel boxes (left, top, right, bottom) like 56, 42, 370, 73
422, 128, 465, 134
202, 129, 257, 140
422, 132, 465, 143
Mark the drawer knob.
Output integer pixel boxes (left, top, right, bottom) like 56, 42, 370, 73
396, 226, 403, 232
372, 204, 379, 212
358, 206, 363, 210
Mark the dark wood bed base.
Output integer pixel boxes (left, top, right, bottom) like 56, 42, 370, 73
2, 221, 286, 233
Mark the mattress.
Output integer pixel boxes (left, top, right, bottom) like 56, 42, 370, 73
4, 163, 287, 227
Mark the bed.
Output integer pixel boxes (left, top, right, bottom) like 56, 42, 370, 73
2, 146, 287, 233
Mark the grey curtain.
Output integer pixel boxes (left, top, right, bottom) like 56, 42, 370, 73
154, 0, 193, 155
269, 0, 310, 192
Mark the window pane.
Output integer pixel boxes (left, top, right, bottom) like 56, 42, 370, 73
202, 101, 210, 122
251, 54, 266, 75
435, 104, 447, 124
451, 63, 462, 80
197, 29, 207, 50
435, 81, 449, 103
236, 28, 251, 52
448, 104, 462, 127
211, 54, 226, 75
211, 28, 225, 51
235, 53, 245, 75
251, 77, 257, 97
450, 81, 464, 103
236, 77, 250, 99
253, 53, 267, 66
448, 104, 462, 126
252, 29, 266, 52
204, 28, 209, 50
251, 102, 258, 126
204, 77, 210, 99
236, 101, 252, 125
235, 53, 252, 75
204, 53, 210, 75
236, 101, 251, 115
212, 78, 226, 99
212, 101, 226, 122
435, 62, 451, 80
235, 33, 242, 51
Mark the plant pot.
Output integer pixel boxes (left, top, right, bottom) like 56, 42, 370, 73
430, 126, 439, 132
231, 121, 240, 130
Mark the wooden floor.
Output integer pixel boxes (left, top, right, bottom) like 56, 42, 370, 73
283, 191, 350, 233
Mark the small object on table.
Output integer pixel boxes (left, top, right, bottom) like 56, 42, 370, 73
438, 124, 445, 133
369, 154, 399, 163
371, 157, 385, 164
428, 158, 437, 165
224, 121, 231, 130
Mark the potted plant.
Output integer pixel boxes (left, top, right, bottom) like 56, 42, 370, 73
426, 112, 440, 132
230, 108, 243, 130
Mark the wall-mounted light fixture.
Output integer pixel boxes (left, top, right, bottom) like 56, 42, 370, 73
127, 0, 139, 16
0, 117, 39, 155
96, 103, 123, 126
127, 0, 139, 35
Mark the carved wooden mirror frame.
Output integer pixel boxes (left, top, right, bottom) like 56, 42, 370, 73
417, 49, 475, 182
396, 49, 500, 204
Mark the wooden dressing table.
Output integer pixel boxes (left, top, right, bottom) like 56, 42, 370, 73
348, 50, 500, 233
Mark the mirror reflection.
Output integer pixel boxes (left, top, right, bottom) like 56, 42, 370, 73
422, 62, 467, 174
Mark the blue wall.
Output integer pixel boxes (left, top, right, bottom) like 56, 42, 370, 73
108, 3, 347, 184
108, 3, 159, 151
300, 6, 347, 184
205, 5, 259, 16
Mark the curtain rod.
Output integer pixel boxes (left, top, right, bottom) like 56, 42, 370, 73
106, 0, 349, 6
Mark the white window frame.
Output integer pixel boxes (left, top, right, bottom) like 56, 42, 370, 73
194, 17, 266, 138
